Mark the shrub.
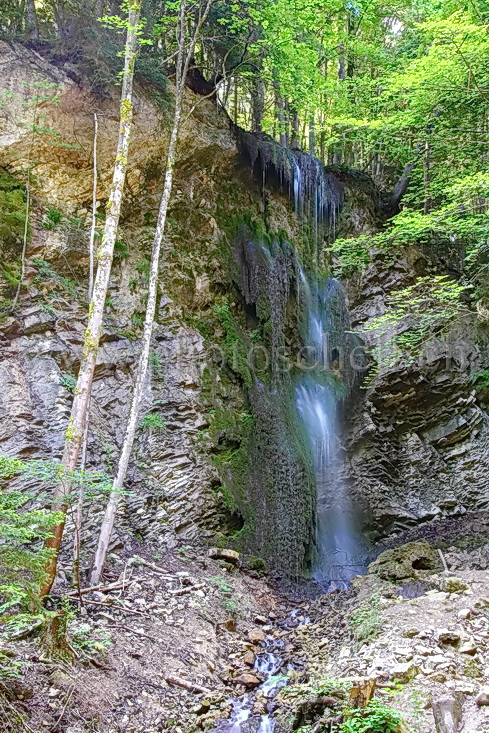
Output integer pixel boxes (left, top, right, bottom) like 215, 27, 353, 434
341, 701, 405, 733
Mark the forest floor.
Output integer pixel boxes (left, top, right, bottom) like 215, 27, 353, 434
4, 517, 489, 732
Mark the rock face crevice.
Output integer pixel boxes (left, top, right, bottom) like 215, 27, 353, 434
345, 250, 489, 538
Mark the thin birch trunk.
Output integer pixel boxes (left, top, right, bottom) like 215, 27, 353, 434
12, 172, 30, 311
90, 0, 214, 585
41, 0, 141, 598
88, 113, 98, 302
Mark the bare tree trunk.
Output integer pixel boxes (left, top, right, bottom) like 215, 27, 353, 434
88, 113, 98, 302
90, 0, 214, 585
25, 0, 39, 39
423, 139, 431, 214
12, 173, 30, 311
41, 0, 141, 598
251, 75, 265, 133
290, 108, 299, 148
309, 118, 315, 157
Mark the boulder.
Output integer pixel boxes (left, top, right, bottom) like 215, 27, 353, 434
432, 693, 464, 733
368, 541, 441, 581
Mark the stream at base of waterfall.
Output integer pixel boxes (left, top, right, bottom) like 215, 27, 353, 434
212, 611, 311, 733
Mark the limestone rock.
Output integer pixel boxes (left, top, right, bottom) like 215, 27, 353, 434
441, 577, 469, 594
432, 693, 463, 733
235, 673, 260, 688
368, 541, 441, 582
476, 687, 489, 706
248, 629, 266, 644
208, 548, 240, 565
390, 662, 420, 682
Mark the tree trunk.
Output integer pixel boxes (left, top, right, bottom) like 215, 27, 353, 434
309, 118, 315, 157
423, 139, 431, 214
290, 108, 299, 148
251, 75, 265, 133
273, 76, 288, 147
90, 0, 214, 585
40, 0, 141, 598
88, 112, 98, 302
25, 0, 39, 39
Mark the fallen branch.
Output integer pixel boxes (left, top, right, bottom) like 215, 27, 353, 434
165, 676, 210, 694
131, 556, 174, 576
65, 580, 127, 598
50, 684, 75, 731
170, 583, 205, 596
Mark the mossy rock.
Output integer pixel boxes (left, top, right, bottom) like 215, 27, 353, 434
368, 541, 441, 582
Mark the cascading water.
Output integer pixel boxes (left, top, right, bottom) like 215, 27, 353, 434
295, 273, 367, 590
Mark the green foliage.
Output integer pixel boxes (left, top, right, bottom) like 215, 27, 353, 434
41, 207, 64, 230
0, 458, 61, 618
32, 258, 78, 298
341, 701, 405, 733
360, 276, 471, 376
60, 373, 76, 392
0, 169, 26, 253
213, 302, 253, 387
114, 239, 129, 259
210, 575, 241, 616
349, 592, 381, 645
69, 620, 111, 659
139, 413, 165, 431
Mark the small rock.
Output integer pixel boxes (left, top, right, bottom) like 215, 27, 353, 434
208, 548, 240, 565
235, 673, 260, 687
438, 629, 461, 646
476, 687, 489, 706
457, 609, 472, 620
442, 577, 469, 594
459, 639, 477, 656
48, 688, 60, 698
404, 628, 420, 638
243, 651, 256, 666
248, 629, 266, 644
254, 615, 268, 625
390, 662, 420, 682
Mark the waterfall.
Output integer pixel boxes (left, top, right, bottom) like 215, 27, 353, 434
295, 273, 367, 590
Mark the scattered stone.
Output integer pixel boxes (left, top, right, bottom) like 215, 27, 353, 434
457, 609, 472, 620
476, 687, 489, 706
404, 628, 420, 638
243, 651, 256, 666
459, 639, 477, 655
235, 673, 260, 688
254, 615, 268, 625
437, 629, 461, 646
390, 662, 420, 682
248, 629, 266, 644
442, 577, 469, 594
208, 548, 240, 565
